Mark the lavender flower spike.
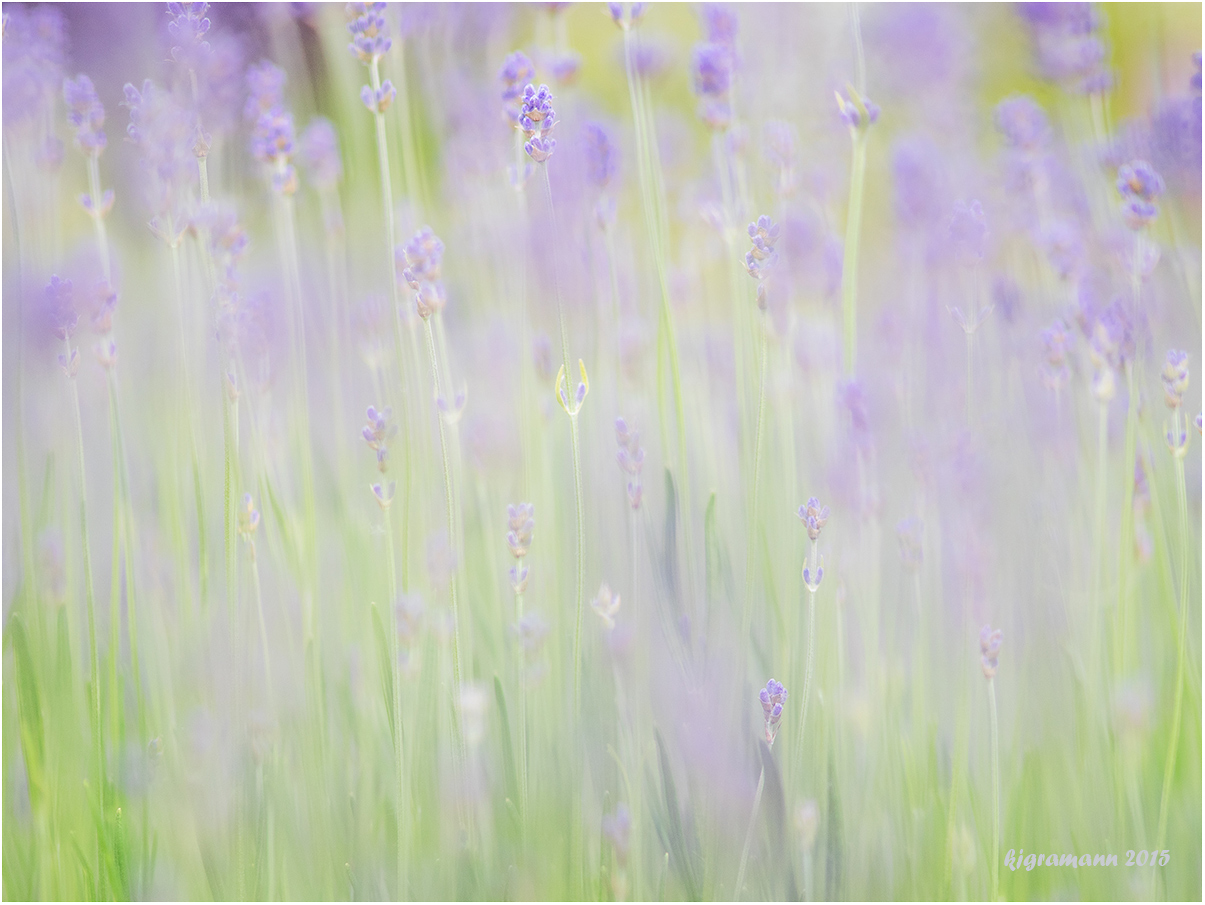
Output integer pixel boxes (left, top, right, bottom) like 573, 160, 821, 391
63, 74, 106, 156
591, 582, 621, 630
797, 497, 830, 541
760, 678, 788, 744
346, 2, 392, 64
1162, 350, 1190, 409
979, 624, 1003, 678
1117, 160, 1165, 230
836, 84, 880, 131
507, 502, 535, 559
555, 359, 590, 417
519, 83, 558, 163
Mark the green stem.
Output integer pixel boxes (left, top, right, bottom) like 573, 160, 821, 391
423, 319, 464, 754
798, 587, 818, 750
385, 515, 405, 896
1154, 445, 1190, 869
740, 318, 770, 674
988, 677, 1000, 902
371, 53, 413, 593
249, 549, 271, 690
570, 412, 586, 722
515, 590, 529, 831
841, 131, 868, 376
66, 340, 104, 892
734, 764, 767, 899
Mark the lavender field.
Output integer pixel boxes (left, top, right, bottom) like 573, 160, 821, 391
2, 2, 1201, 901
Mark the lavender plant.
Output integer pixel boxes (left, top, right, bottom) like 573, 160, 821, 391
1, 5, 1200, 903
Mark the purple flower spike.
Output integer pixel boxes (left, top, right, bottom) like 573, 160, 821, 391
609, 3, 645, 30
362, 405, 398, 472
761, 678, 788, 743
399, 226, 447, 318
238, 491, 261, 537
167, 2, 212, 68
46, 275, 78, 341
979, 624, 1003, 679
63, 74, 106, 156
583, 122, 618, 191
797, 497, 830, 541
744, 214, 781, 284
994, 95, 1049, 151
1117, 160, 1164, 230
506, 502, 535, 559
518, 83, 558, 162
948, 200, 988, 261
499, 51, 536, 123
836, 85, 880, 130
346, 2, 392, 64
1161, 350, 1190, 409
371, 481, 396, 509
615, 416, 646, 511
300, 117, 343, 191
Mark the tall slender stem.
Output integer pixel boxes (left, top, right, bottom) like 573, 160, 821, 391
423, 319, 464, 754
371, 54, 413, 593
841, 131, 868, 376
1154, 442, 1190, 871
569, 411, 586, 721
988, 677, 1000, 902
249, 549, 272, 690
740, 318, 769, 674
385, 514, 405, 896
515, 589, 529, 830
734, 764, 767, 899
66, 342, 104, 891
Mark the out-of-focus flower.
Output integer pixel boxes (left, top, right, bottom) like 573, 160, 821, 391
300, 117, 343, 191
692, 42, 734, 129
763, 120, 798, 199
124, 79, 195, 221
371, 481, 396, 509
994, 95, 1050, 152
583, 122, 618, 192
167, 2, 211, 69
615, 418, 644, 510
591, 582, 621, 630
399, 226, 447, 318
836, 85, 880, 131
362, 405, 398, 472
948, 200, 988, 261
891, 135, 945, 232
3, 6, 66, 136
744, 215, 781, 301
1040, 221, 1084, 280
979, 624, 1002, 679
499, 51, 536, 124
1039, 318, 1072, 392
45, 275, 78, 342
608, 2, 646, 30
1116, 159, 1164, 230
1161, 350, 1189, 409
63, 75, 106, 157
238, 492, 261, 538
506, 502, 535, 559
